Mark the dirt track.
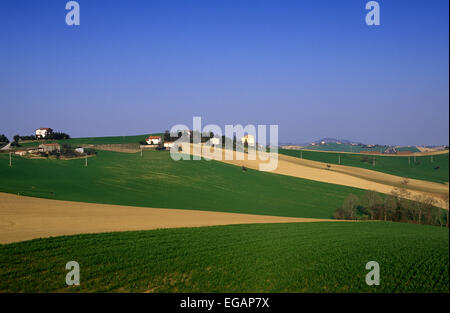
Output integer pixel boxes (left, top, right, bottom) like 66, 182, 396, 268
0, 192, 336, 244
189, 145, 449, 208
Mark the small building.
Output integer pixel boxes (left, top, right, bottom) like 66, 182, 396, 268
240, 135, 255, 146
164, 141, 175, 149
210, 137, 220, 146
35, 128, 53, 138
39, 143, 60, 153
15, 150, 27, 156
75, 147, 84, 154
146, 135, 161, 145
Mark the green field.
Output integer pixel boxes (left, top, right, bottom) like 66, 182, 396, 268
0, 150, 368, 219
17, 133, 162, 148
279, 149, 449, 184
0, 222, 447, 292
1, 143, 448, 294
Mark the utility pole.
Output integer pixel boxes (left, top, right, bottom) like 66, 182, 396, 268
373, 158, 376, 167
141, 148, 143, 158
300, 151, 303, 159
9, 152, 11, 167
338, 154, 341, 164
408, 156, 410, 165
414, 155, 416, 163
85, 153, 88, 167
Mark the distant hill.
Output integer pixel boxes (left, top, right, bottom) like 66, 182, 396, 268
301, 138, 420, 153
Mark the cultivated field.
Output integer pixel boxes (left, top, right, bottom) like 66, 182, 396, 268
191, 145, 449, 208
279, 148, 449, 183
0, 140, 448, 293
0, 192, 335, 244
0, 222, 447, 292
0, 150, 369, 219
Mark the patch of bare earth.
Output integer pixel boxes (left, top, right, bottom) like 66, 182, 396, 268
0, 192, 336, 244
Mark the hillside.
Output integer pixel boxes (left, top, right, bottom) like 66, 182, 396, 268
17, 133, 161, 148
304, 142, 421, 153
0, 150, 368, 219
279, 149, 449, 184
1, 222, 447, 292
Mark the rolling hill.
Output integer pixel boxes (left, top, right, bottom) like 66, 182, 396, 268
279, 149, 449, 184
0, 150, 368, 219
17, 133, 162, 148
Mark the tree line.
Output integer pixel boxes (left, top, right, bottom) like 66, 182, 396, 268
334, 183, 449, 227
10, 132, 71, 146
0, 134, 9, 144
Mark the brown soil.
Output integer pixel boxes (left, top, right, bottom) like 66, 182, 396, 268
0, 192, 337, 244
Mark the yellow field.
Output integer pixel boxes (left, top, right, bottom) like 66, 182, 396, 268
0, 192, 337, 244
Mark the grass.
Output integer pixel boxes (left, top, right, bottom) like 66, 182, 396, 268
279, 149, 449, 184
0, 222, 447, 293
0, 150, 368, 219
17, 133, 162, 147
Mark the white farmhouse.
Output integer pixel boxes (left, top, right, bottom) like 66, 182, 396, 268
146, 135, 161, 145
35, 128, 53, 138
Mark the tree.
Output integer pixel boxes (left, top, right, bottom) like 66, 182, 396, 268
384, 195, 397, 221
342, 194, 359, 220
333, 207, 346, 220
0, 134, 9, 143
13, 134, 20, 143
443, 194, 449, 228
413, 195, 436, 225
164, 130, 170, 142
391, 185, 411, 211
47, 132, 70, 140
362, 190, 382, 220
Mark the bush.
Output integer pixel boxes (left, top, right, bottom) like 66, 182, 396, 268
46, 132, 70, 140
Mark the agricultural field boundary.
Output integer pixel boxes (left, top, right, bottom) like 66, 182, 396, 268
0, 192, 339, 244
189, 144, 449, 208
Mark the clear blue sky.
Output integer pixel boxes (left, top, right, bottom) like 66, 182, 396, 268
0, 0, 448, 146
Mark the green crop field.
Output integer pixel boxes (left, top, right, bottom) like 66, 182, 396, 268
0, 150, 367, 219
279, 149, 449, 184
0, 222, 447, 292
17, 133, 162, 148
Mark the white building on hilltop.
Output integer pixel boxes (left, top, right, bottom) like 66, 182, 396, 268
146, 135, 161, 145
35, 128, 53, 138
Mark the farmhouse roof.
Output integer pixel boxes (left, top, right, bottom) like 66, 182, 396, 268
41, 143, 60, 146
36, 128, 53, 131
147, 136, 161, 139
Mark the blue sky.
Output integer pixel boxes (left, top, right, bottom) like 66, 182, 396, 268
0, 0, 448, 145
